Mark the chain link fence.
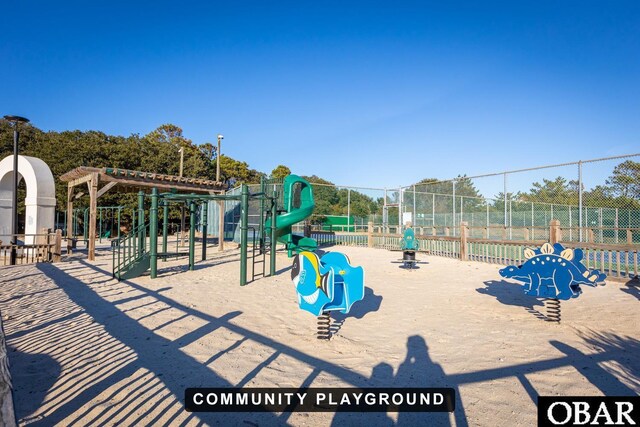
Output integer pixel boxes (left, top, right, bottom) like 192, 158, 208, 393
205, 153, 639, 245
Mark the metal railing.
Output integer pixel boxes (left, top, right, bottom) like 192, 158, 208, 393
112, 223, 148, 280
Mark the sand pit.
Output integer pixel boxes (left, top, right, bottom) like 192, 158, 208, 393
1, 243, 638, 426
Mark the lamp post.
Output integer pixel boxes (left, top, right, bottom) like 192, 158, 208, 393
216, 134, 224, 182
178, 147, 185, 245
3, 115, 30, 265
216, 134, 224, 252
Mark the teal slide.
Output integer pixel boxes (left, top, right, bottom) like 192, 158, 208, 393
265, 174, 318, 257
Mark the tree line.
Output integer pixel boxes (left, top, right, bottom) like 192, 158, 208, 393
2, 119, 638, 227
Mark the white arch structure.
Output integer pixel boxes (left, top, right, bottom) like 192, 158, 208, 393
0, 155, 56, 245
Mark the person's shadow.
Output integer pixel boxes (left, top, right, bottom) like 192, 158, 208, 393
330, 363, 395, 426
331, 336, 467, 427
394, 335, 460, 426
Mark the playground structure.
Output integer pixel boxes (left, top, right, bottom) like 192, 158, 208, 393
105, 173, 316, 285
263, 174, 318, 257
499, 242, 607, 322
60, 166, 227, 261
291, 251, 366, 339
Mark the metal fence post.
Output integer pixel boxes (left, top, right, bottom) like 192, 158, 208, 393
578, 160, 583, 242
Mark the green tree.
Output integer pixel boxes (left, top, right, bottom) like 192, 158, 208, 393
271, 165, 291, 179
606, 160, 640, 199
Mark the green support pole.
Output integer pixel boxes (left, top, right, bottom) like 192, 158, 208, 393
99, 209, 102, 242
240, 185, 249, 285
270, 190, 278, 276
83, 209, 88, 240
150, 188, 158, 279
189, 197, 196, 270
117, 207, 121, 240
138, 191, 145, 256
259, 176, 265, 250
202, 202, 208, 261
162, 199, 168, 260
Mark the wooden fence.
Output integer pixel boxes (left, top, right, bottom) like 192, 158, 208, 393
0, 230, 63, 266
327, 220, 639, 281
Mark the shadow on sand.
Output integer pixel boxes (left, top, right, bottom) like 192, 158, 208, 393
4, 261, 639, 425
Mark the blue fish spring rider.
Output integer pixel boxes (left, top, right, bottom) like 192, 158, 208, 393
499, 242, 606, 322
291, 251, 365, 339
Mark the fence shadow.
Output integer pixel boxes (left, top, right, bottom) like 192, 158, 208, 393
6, 261, 638, 425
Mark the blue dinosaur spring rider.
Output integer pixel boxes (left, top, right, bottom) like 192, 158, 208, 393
291, 251, 365, 339
499, 242, 606, 322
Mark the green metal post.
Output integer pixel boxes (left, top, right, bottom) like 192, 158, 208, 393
150, 188, 158, 279
138, 191, 145, 256
132, 208, 137, 255
270, 190, 278, 276
83, 209, 88, 240
162, 199, 168, 260
259, 176, 265, 250
189, 197, 196, 270
202, 202, 208, 261
117, 207, 121, 240
99, 209, 103, 242
240, 185, 249, 285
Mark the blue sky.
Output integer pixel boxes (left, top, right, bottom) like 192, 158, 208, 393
2, 1, 639, 194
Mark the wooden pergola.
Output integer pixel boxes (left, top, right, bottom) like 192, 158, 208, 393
59, 167, 227, 260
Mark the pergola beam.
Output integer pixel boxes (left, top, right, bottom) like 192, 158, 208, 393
67, 174, 95, 188
96, 181, 118, 199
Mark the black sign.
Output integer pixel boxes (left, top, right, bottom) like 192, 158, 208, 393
538, 396, 639, 426
185, 387, 456, 412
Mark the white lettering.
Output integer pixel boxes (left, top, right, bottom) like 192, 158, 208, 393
379, 393, 389, 406
434, 393, 444, 405
391, 393, 403, 405
420, 393, 431, 405
207, 393, 217, 405
236, 393, 247, 405
193, 393, 203, 405
591, 402, 614, 425
329, 393, 338, 405
572, 402, 590, 425
406, 393, 416, 405
340, 393, 351, 405
316, 393, 326, 405
352, 393, 363, 405
297, 392, 307, 405
265, 393, 274, 406
365, 393, 376, 405
251, 393, 261, 405
220, 393, 232, 405
615, 402, 635, 425
548, 402, 572, 425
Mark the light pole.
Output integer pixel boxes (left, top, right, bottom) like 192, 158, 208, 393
178, 147, 185, 245
216, 134, 224, 252
3, 115, 30, 265
216, 134, 224, 182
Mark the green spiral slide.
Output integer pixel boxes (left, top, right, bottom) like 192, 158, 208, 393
265, 174, 318, 257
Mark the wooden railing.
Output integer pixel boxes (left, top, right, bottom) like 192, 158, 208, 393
0, 230, 63, 266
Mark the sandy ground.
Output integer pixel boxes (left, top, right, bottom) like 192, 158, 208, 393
0, 241, 639, 426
